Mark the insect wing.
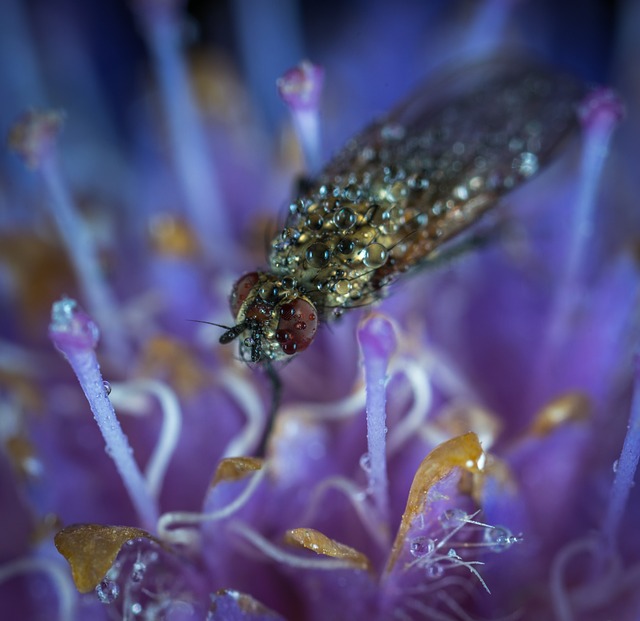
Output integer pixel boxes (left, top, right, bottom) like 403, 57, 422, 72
319, 60, 586, 265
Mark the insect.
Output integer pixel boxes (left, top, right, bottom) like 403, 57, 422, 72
220, 60, 585, 364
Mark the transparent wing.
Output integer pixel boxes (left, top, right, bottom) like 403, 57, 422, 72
318, 59, 586, 268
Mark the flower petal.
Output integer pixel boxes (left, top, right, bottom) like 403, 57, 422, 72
386, 432, 485, 572
284, 527, 372, 572
54, 523, 154, 593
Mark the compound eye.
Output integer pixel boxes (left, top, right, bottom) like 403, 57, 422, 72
275, 298, 318, 356
230, 272, 260, 317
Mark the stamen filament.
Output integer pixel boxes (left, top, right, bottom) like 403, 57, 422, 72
277, 61, 324, 174
602, 355, 640, 548
530, 89, 623, 399
158, 466, 267, 544
9, 111, 130, 364
109, 379, 183, 499
49, 298, 158, 531
231, 522, 365, 571
357, 314, 396, 532
135, 0, 231, 263
0, 556, 76, 621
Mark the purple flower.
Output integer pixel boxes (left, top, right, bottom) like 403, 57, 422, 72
1, 1, 639, 620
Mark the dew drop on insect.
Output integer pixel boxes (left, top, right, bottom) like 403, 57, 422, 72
305, 213, 324, 230
514, 151, 539, 176
96, 579, 120, 604
306, 242, 331, 268
343, 183, 362, 202
336, 238, 355, 256
333, 207, 357, 230
334, 280, 351, 295
409, 536, 436, 558
363, 243, 388, 268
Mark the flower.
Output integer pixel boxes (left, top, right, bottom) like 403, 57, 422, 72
1, 1, 639, 620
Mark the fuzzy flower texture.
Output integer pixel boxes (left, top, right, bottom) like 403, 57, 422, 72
1, 1, 640, 620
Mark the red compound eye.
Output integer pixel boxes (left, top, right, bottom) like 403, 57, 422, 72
276, 298, 318, 356
230, 272, 260, 317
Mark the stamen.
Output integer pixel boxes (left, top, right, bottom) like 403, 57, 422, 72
277, 61, 324, 174
299, 476, 389, 550
48, 297, 158, 531
218, 369, 265, 457
134, 0, 231, 263
530, 88, 623, 398
0, 0, 46, 108
357, 314, 396, 532
387, 361, 434, 456
0, 338, 53, 376
279, 382, 366, 422
550, 536, 600, 621
157, 465, 267, 545
231, 0, 304, 130
467, 0, 517, 58
602, 354, 640, 548
0, 556, 76, 621
8, 111, 130, 364
231, 522, 367, 571
108, 379, 183, 500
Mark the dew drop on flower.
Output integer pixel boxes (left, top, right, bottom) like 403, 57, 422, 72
103, 380, 112, 395
613, 459, 619, 473
425, 563, 444, 579
359, 452, 372, 473
96, 579, 119, 604
438, 508, 468, 529
131, 602, 143, 615
409, 536, 436, 557
130, 559, 146, 583
483, 525, 521, 551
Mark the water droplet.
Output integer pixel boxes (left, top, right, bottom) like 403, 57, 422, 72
333, 207, 357, 230
305, 213, 324, 230
305, 242, 331, 268
438, 508, 467, 530
363, 243, 388, 268
96, 579, 120, 604
130, 560, 146, 583
452, 185, 469, 201
613, 459, 619, 473
359, 452, 372, 473
425, 563, 444, 579
131, 602, 143, 615
103, 380, 112, 395
483, 525, 520, 550
334, 280, 351, 295
380, 124, 406, 141
336, 238, 355, 256
514, 151, 538, 176
409, 536, 436, 557
342, 184, 361, 202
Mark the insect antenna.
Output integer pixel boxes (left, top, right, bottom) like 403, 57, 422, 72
187, 318, 233, 330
